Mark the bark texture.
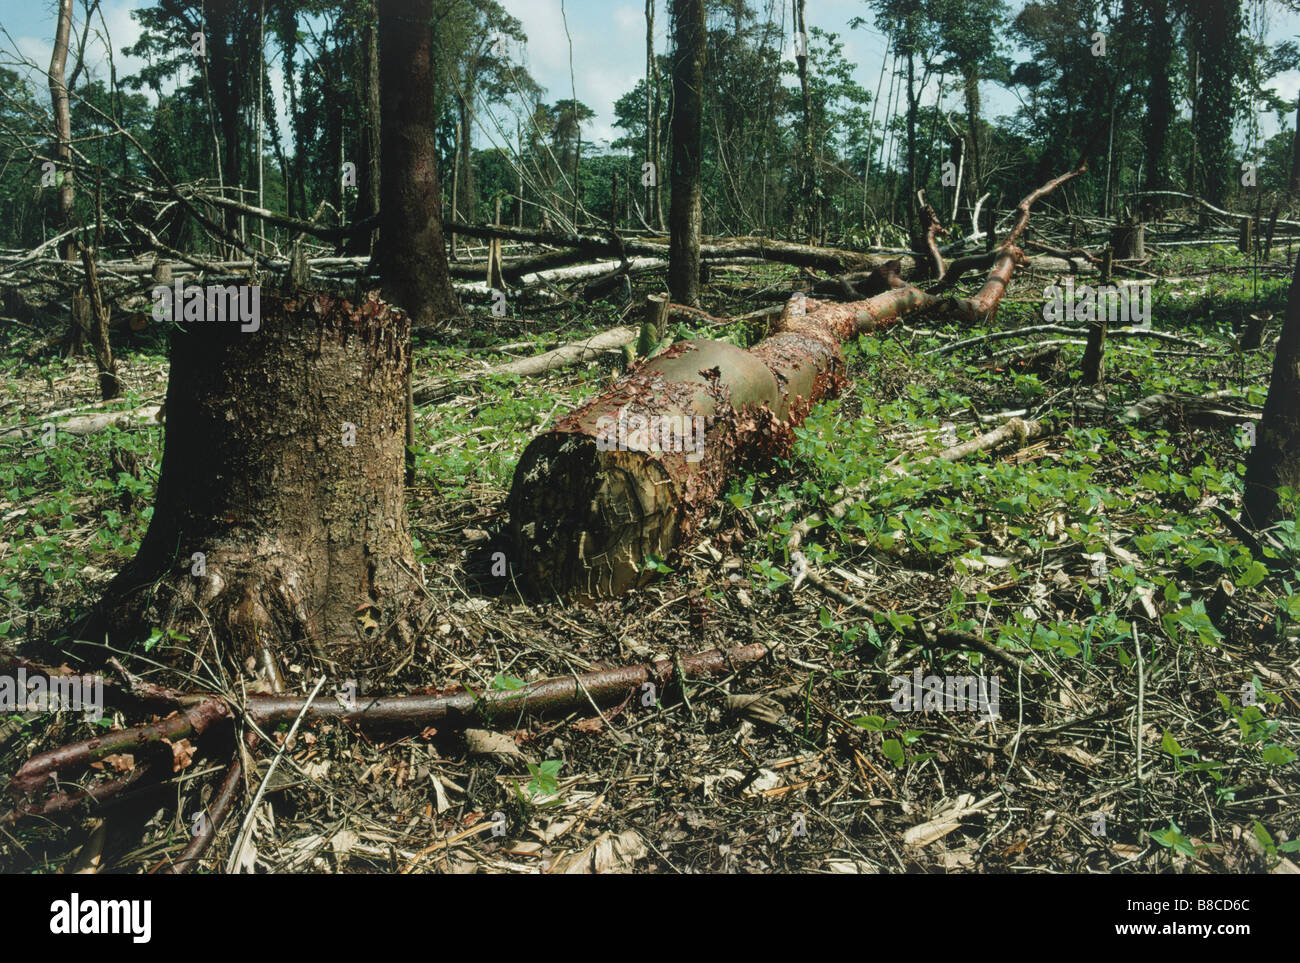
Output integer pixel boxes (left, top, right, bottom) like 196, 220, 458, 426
371, 0, 460, 329
47, 0, 75, 262
667, 0, 705, 307
1243, 253, 1300, 529
90, 291, 418, 671
508, 274, 934, 600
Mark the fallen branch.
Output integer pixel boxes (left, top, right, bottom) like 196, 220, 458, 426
0, 404, 163, 443
413, 326, 639, 404
947, 163, 1089, 321
5, 643, 772, 830
927, 322, 1207, 357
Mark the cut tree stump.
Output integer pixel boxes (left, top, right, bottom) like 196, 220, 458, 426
1110, 220, 1145, 259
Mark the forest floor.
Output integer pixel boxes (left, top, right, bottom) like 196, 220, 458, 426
1, 244, 1298, 873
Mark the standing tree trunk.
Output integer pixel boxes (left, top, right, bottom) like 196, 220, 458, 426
1142, 0, 1174, 208
905, 45, 918, 218
962, 62, 982, 210
1190, 0, 1243, 208
1290, 95, 1300, 194
794, 0, 816, 243
48, 0, 75, 262
645, 0, 656, 226
1243, 252, 1300, 528
371, 0, 460, 328
49, 0, 81, 355
667, 0, 705, 307
457, 80, 477, 226
77, 244, 118, 400
347, 0, 382, 257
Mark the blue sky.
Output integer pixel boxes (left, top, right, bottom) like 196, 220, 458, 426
3, 0, 1300, 158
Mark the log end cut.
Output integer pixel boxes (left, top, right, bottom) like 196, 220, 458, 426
508, 432, 681, 600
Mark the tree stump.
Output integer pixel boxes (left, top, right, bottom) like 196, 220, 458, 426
1109, 220, 1145, 259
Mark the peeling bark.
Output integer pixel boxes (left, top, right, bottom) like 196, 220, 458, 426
506, 168, 1081, 599
508, 266, 934, 600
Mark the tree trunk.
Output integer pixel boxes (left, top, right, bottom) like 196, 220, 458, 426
77, 244, 118, 400
962, 63, 982, 209
48, 0, 75, 263
458, 86, 476, 225
1243, 252, 1300, 528
645, 0, 656, 225
508, 276, 934, 600
49, 0, 80, 356
667, 0, 705, 307
795, 0, 816, 243
1110, 220, 1145, 259
89, 292, 417, 671
1142, 0, 1173, 207
905, 47, 918, 218
1291, 96, 1300, 193
371, 0, 460, 329
651, 43, 666, 232
346, 0, 382, 257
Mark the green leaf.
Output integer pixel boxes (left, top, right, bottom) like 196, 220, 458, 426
881, 739, 905, 768
1238, 561, 1268, 588
1261, 745, 1297, 766
1150, 822, 1197, 857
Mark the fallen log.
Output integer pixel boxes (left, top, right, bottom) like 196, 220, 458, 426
507, 277, 937, 600
412, 326, 640, 404
505, 168, 1081, 600
446, 221, 913, 275
0, 404, 163, 442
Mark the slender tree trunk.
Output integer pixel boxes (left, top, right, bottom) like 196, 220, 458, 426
962, 63, 982, 210
371, 0, 460, 328
458, 87, 476, 224
906, 47, 917, 213
1290, 96, 1300, 193
49, 0, 79, 353
77, 244, 118, 400
667, 0, 705, 307
47, 0, 74, 252
645, 0, 656, 223
1243, 251, 1300, 528
795, 0, 816, 243
1142, 0, 1173, 205
651, 47, 666, 231
347, 0, 382, 256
